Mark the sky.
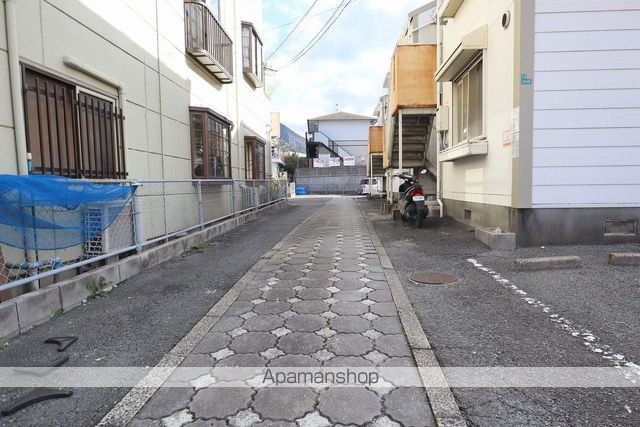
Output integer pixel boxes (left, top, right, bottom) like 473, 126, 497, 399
262, 0, 430, 136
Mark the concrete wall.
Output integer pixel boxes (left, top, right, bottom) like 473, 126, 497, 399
531, 0, 640, 208
0, 0, 271, 180
295, 166, 366, 194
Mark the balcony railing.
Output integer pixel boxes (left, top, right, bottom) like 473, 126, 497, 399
184, 0, 233, 83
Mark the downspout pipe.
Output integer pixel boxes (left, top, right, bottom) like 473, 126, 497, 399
435, 0, 444, 217
4, 0, 28, 175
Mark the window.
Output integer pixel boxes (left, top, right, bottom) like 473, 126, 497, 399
190, 108, 232, 179
22, 67, 126, 179
244, 137, 266, 180
241, 22, 264, 87
454, 58, 483, 144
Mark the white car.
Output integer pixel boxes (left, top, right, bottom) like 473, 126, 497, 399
357, 178, 382, 195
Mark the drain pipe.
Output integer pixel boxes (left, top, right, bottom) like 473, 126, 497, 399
4, 0, 28, 175
435, 0, 444, 218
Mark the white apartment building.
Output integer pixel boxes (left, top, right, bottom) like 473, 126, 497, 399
0, 0, 272, 182
436, 0, 640, 245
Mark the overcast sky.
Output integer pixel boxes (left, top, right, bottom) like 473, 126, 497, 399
262, 0, 429, 136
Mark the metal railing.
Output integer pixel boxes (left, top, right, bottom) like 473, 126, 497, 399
184, 0, 233, 82
0, 179, 287, 298
311, 131, 352, 159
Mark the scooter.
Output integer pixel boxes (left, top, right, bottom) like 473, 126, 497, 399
396, 173, 428, 228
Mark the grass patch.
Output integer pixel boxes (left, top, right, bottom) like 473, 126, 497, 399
87, 276, 111, 298
0, 338, 6, 350
178, 242, 211, 258
51, 308, 64, 318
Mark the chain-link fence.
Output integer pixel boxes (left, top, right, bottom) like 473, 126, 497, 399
0, 179, 287, 300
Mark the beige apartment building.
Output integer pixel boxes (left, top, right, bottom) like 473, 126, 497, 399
436, 0, 640, 245
0, 0, 271, 181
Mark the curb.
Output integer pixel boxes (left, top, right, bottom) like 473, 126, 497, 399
0, 200, 287, 342
359, 202, 468, 427
97, 201, 325, 426
608, 252, 640, 266
513, 255, 581, 271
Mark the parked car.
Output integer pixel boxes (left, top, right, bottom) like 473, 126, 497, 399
357, 178, 382, 195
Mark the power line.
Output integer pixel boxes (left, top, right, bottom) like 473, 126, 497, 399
265, 6, 337, 32
281, 0, 354, 69
266, 0, 320, 61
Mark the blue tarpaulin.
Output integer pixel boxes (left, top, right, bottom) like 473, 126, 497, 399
0, 175, 135, 250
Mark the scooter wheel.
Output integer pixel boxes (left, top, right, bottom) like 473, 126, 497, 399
400, 213, 408, 222
416, 210, 427, 228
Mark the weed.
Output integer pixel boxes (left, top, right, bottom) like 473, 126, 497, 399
87, 276, 110, 298
0, 339, 6, 350
51, 308, 64, 318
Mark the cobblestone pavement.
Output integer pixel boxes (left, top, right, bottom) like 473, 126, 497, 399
130, 198, 435, 426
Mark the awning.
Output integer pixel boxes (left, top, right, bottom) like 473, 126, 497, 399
435, 25, 487, 82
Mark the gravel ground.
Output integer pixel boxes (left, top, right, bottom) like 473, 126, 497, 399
0, 198, 326, 427
359, 198, 640, 427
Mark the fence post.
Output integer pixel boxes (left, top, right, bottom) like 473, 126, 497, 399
231, 179, 236, 216
267, 179, 272, 203
197, 180, 205, 231
132, 183, 143, 254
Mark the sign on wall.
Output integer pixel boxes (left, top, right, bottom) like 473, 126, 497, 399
343, 156, 356, 166
329, 157, 341, 167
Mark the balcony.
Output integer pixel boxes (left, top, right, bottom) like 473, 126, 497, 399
184, 0, 233, 84
390, 44, 437, 114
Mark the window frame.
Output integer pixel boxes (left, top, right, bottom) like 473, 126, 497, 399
189, 107, 233, 180
244, 136, 266, 180
241, 21, 264, 87
21, 65, 127, 179
453, 55, 484, 145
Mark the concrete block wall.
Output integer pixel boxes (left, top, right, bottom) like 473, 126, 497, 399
295, 166, 366, 194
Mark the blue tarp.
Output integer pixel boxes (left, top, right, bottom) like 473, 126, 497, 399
0, 175, 135, 250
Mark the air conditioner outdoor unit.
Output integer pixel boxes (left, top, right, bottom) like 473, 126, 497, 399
84, 202, 134, 256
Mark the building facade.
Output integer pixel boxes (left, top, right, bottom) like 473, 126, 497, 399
0, 0, 272, 181
435, 0, 640, 245
307, 111, 374, 166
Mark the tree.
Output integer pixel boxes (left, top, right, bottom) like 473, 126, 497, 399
283, 153, 300, 182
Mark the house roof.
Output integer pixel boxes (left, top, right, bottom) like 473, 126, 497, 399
308, 111, 376, 121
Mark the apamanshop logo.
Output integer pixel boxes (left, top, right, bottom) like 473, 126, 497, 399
263, 368, 379, 386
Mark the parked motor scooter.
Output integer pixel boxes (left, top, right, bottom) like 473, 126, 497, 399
396, 173, 428, 228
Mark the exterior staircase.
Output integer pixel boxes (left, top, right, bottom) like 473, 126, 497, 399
390, 113, 436, 176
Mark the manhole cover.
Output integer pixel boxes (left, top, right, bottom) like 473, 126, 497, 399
410, 271, 457, 285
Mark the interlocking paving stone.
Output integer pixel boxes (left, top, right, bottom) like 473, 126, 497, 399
329, 316, 370, 333
297, 287, 332, 300
229, 332, 277, 353
372, 317, 404, 334
253, 387, 317, 420
136, 387, 195, 419
326, 333, 373, 356
192, 332, 231, 354
277, 332, 325, 354
318, 388, 382, 425
253, 301, 290, 315
375, 335, 413, 357
268, 354, 320, 367
285, 314, 327, 332
190, 387, 253, 419
291, 300, 330, 314
331, 301, 369, 316
263, 288, 296, 301
243, 314, 285, 332
131, 199, 434, 427
334, 290, 366, 302
385, 387, 436, 426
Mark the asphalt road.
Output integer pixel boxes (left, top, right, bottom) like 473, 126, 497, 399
359, 198, 640, 427
0, 198, 326, 427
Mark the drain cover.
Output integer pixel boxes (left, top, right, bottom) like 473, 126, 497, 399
410, 272, 457, 285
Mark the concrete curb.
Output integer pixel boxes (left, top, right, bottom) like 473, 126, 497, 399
98, 201, 325, 426
359, 203, 467, 427
0, 201, 287, 341
514, 255, 582, 271
608, 252, 640, 266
